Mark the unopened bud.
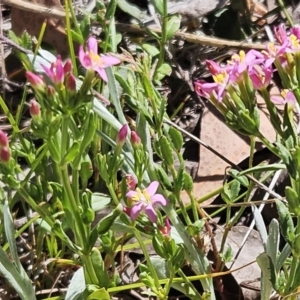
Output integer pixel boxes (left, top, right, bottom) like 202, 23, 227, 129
116, 124, 128, 146
29, 100, 41, 117
65, 74, 76, 93
159, 218, 171, 237
0, 147, 10, 162
0, 131, 8, 148
47, 86, 56, 97
64, 59, 72, 74
130, 131, 141, 148
26, 71, 45, 91
125, 174, 137, 190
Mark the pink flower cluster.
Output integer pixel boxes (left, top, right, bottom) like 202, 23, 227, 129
194, 24, 300, 105
26, 56, 76, 95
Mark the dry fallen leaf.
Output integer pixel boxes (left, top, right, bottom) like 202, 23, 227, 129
11, 0, 69, 56
181, 86, 285, 206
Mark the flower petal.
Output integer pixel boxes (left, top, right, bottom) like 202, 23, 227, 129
81, 55, 93, 69
144, 205, 158, 223
130, 202, 145, 220
87, 36, 98, 54
100, 55, 121, 67
146, 181, 159, 196
126, 190, 138, 199
150, 194, 168, 206
96, 68, 108, 82
78, 46, 86, 66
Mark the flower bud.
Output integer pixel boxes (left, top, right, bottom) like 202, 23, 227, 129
159, 218, 171, 237
0, 130, 8, 148
26, 71, 45, 91
29, 100, 41, 118
130, 131, 141, 148
64, 59, 72, 74
116, 124, 128, 146
47, 86, 56, 97
125, 174, 137, 190
65, 74, 76, 93
0, 147, 10, 162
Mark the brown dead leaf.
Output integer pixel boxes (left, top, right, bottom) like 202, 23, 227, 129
247, 0, 268, 25
11, 0, 69, 56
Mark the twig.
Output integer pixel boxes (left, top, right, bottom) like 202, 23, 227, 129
0, 34, 32, 54
115, 23, 267, 51
163, 117, 284, 201
2, 0, 267, 51
2, 0, 66, 19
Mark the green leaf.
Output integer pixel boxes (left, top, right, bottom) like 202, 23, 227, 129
87, 288, 110, 300
168, 127, 183, 152
237, 164, 286, 176
3, 201, 23, 272
71, 30, 84, 45
155, 63, 172, 81
118, 0, 148, 20
229, 169, 249, 187
285, 186, 300, 216
266, 219, 280, 266
91, 193, 111, 211
61, 142, 80, 165
79, 14, 91, 40
90, 248, 110, 289
276, 142, 297, 179
1, 203, 36, 300
150, 0, 164, 16
253, 206, 268, 245
276, 199, 295, 244
96, 204, 122, 234
105, 0, 117, 19
65, 267, 85, 300
257, 253, 274, 299
159, 136, 174, 166
166, 15, 181, 40
142, 43, 160, 57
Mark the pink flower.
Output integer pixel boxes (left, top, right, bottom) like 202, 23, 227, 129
194, 79, 226, 102
79, 36, 121, 82
229, 50, 265, 74
126, 181, 168, 223
42, 56, 65, 85
274, 24, 288, 45
249, 63, 273, 90
271, 90, 296, 104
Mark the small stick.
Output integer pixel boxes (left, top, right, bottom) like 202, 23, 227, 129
2, 0, 267, 50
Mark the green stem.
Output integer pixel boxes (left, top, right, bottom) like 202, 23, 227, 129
65, 0, 77, 75
154, 0, 168, 79
18, 188, 54, 227
277, 0, 294, 27
133, 227, 162, 292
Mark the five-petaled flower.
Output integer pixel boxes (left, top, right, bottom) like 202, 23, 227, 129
126, 181, 168, 223
79, 36, 121, 82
